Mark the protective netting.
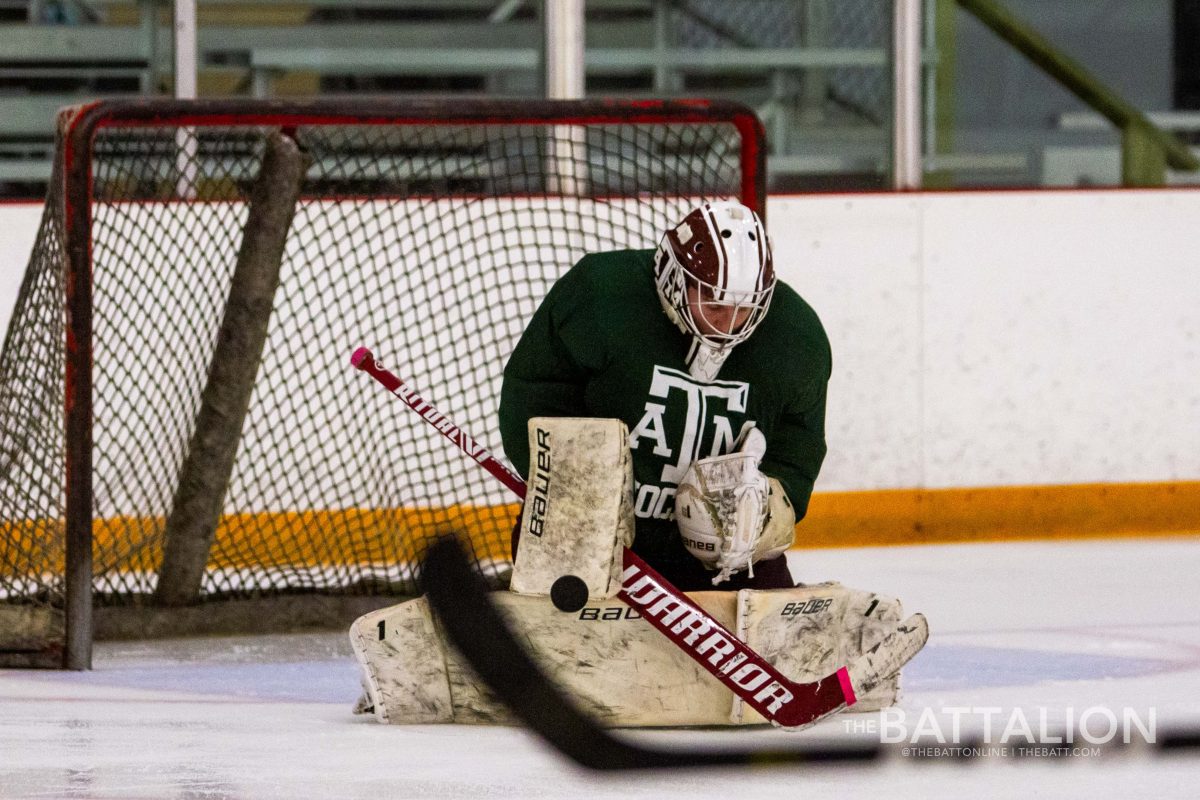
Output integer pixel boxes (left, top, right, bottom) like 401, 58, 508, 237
0, 102, 758, 634
824, 0, 892, 126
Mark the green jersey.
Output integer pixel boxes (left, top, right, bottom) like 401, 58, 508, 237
499, 249, 831, 567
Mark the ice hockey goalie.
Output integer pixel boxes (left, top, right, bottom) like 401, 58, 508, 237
349, 417, 923, 726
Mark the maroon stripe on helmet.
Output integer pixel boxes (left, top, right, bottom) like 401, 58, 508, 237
754, 215, 766, 292
705, 204, 729, 293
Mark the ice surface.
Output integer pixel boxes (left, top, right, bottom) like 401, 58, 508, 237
2, 537, 1199, 799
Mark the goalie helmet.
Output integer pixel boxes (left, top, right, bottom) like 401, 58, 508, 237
654, 201, 776, 351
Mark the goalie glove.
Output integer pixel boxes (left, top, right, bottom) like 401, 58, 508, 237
674, 427, 796, 585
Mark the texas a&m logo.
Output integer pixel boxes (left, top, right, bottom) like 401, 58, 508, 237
626, 365, 757, 520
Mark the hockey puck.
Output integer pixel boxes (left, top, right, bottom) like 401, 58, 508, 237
550, 575, 588, 613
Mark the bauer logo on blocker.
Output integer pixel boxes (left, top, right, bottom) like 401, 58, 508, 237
527, 427, 552, 537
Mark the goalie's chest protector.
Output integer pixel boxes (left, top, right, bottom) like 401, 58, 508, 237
557, 251, 817, 528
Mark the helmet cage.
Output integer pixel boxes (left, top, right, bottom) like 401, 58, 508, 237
677, 267, 774, 348
653, 201, 776, 350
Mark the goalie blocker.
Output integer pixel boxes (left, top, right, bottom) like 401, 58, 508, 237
351, 417, 912, 726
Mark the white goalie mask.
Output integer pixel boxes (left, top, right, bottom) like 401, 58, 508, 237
654, 201, 776, 355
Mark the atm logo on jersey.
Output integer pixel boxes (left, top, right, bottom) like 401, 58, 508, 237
627, 365, 757, 521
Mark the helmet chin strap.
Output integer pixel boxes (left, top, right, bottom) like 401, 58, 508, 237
685, 337, 732, 382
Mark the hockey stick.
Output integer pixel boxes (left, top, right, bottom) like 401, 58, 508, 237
350, 346, 926, 730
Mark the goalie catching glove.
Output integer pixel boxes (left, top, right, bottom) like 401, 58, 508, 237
675, 427, 796, 585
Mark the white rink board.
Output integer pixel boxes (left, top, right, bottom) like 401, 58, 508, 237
0, 203, 42, 331
769, 196, 926, 490
1, 190, 1198, 499
770, 190, 1200, 490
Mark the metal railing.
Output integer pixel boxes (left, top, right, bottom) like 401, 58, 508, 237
957, 0, 1199, 186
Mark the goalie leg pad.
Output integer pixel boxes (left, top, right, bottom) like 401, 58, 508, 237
352, 585, 913, 726
511, 417, 634, 599
348, 598, 454, 724
351, 591, 740, 726
733, 583, 905, 723
480, 592, 739, 726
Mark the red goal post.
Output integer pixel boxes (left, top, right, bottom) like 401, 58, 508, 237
0, 98, 766, 669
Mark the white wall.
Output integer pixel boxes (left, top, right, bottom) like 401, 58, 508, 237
0, 204, 44, 336
771, 190, 1200, 491
2, 190, 1197, 494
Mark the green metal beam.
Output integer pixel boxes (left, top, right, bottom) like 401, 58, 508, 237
958, 0, 1198, 186
933, 0, 956, 176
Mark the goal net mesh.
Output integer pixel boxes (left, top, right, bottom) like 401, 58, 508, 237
0, 102, 758, 630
